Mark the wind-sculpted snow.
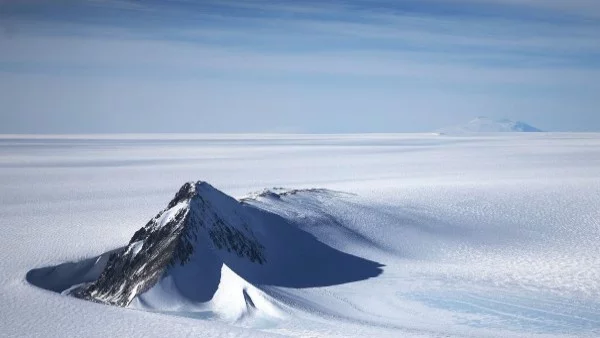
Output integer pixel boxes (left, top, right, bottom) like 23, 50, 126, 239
6, 134, 600, 337
26, 248, 123, 294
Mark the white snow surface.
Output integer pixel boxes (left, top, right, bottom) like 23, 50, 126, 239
2, 133, 600, 337
438, 117, 543, 133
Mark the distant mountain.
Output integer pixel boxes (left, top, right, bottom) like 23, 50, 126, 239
437, 117, 543, 133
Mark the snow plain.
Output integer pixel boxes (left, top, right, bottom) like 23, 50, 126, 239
1, 133, 600, 337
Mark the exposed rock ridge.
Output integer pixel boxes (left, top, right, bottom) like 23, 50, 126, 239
241, 187, 346, 202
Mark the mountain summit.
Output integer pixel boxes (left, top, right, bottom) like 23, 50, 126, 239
437, 117, 543, 133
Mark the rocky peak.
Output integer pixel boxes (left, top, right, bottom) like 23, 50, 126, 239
70, 181, 266, 307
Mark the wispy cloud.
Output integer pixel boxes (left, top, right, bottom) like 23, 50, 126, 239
1, 34, 598, 87
0, 0, 599, 132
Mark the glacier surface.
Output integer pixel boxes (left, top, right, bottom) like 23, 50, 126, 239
2, 133, 600, 337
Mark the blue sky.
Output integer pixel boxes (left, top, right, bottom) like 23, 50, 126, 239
0, 0, 599, 133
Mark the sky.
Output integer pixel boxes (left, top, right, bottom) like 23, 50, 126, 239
0, 0, 599, 133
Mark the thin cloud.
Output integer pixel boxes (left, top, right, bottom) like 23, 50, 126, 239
0, 0, 598, 132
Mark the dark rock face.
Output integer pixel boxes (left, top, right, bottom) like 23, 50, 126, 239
70, 181, 265, 307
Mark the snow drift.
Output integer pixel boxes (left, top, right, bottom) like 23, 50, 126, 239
27, 181, 383, 322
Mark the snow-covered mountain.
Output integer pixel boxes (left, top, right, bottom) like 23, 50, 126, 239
63, 181, 382, 322
438, 117, 543, 133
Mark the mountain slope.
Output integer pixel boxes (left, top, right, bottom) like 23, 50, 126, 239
438, 117, 543, 133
